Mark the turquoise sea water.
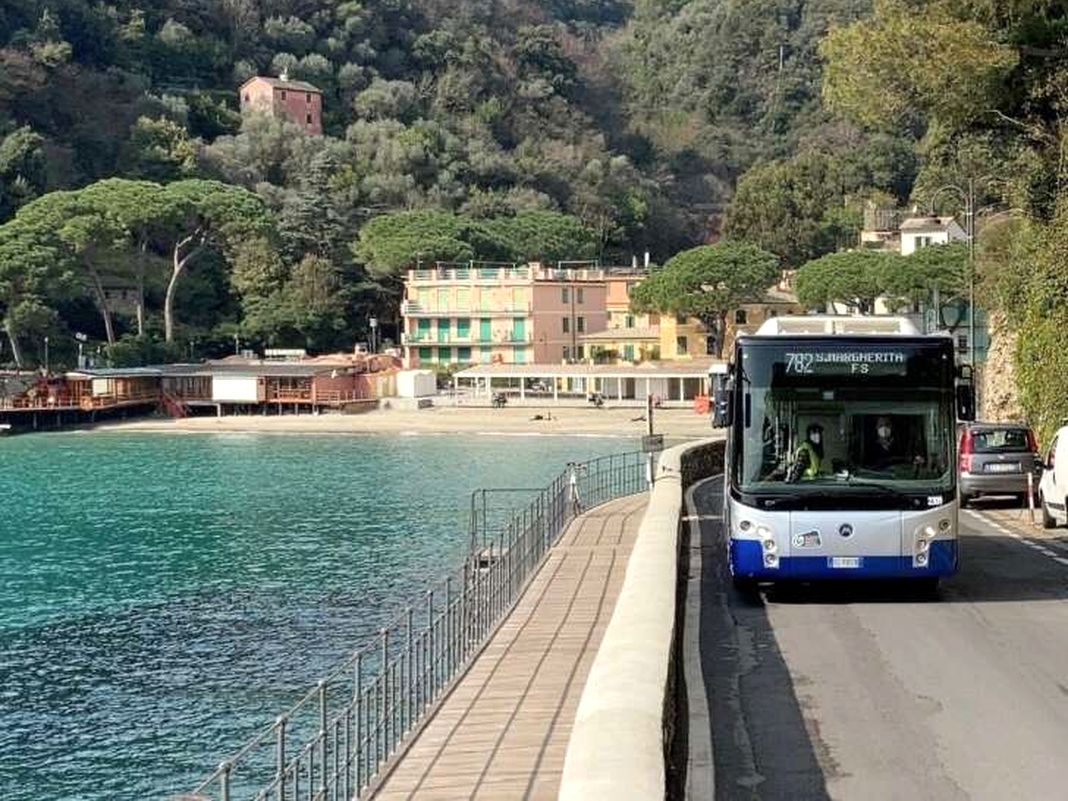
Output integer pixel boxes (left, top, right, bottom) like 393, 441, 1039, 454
0, 432, 629, 801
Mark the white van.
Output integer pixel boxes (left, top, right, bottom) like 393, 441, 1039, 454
1038, 426, 1068, 528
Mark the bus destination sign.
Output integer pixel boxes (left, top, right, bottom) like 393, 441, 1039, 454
783, 350, 908, 377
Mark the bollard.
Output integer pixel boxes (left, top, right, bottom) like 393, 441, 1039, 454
1028, 471, 1036, 525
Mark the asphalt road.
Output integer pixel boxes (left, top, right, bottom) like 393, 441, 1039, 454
679, 477, 1068, 801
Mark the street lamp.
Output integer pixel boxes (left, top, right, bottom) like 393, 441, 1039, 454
43, 335, 49, 375
368, 317, 378, 353
927, 179, 979, 369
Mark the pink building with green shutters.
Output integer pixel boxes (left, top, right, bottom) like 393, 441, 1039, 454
401, 263, 609, 367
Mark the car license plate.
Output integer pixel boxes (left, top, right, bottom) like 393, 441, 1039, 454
829, 557, 862, 569
986, 463, 1019, 473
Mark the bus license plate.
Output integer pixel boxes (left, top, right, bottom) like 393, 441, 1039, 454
829, 557, 862, 569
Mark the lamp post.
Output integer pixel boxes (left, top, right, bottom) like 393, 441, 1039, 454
43, 336, 49, 375
368, 317, 378, 353
927, 179, 978, 368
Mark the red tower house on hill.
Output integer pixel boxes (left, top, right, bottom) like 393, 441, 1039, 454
239, 72, 323, 135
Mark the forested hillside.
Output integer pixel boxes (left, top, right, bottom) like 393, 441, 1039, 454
1, 0, 1064, 399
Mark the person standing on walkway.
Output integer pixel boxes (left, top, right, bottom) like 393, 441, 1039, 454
569, 462, 584, 515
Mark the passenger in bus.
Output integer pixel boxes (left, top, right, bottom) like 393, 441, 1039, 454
787, 423, 826, 482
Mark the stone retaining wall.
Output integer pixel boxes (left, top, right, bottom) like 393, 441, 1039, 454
559, 437, 725, 801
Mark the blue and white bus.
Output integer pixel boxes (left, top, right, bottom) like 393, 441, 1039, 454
711, 316, 975, 589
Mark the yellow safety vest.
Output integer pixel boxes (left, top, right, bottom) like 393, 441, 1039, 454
796, 440, 822, 478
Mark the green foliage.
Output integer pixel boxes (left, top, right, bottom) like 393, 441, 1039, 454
821, 0, 1018, 132
883, 243, 967, 307
998, 206, 1068, 442
0, 126, 46, 219
724, 144, 916, 267
629, 241, 780, 356
127, 117, 198, 181
794, 250, 897, 313
354, 209, 597, 277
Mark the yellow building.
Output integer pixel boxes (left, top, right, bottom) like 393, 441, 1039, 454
658, 315, 710, 360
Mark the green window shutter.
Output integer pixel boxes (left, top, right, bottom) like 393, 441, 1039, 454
418, 347, 432, 362
457, 318, 471, 339
479, 318, 491, 342
438, 319, 450, 343
439, 347, 452, 362
458, 347, 472, 362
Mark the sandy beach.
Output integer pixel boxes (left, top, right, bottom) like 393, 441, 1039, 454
90, 404, 720, 440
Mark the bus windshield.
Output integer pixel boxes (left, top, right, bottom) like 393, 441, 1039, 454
732, 340, 956, 496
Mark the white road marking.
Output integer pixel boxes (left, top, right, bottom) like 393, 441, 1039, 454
967, 508, 1068, 569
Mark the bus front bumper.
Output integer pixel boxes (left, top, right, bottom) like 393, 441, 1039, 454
730, 539, 959, 580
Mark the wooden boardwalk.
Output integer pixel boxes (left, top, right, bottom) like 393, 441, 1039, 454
369, 493, 649, 801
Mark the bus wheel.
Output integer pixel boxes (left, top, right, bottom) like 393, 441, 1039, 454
916, 577, 940, 597
1041, 494, 1057, 529
732, 576, 759, 595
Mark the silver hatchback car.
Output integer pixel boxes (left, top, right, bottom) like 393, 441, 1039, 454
958, 422, 1042, 506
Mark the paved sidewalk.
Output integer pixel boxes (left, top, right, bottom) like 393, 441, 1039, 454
369, 492, 649, 801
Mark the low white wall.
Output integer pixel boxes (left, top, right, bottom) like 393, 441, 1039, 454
559, 438, 719, 801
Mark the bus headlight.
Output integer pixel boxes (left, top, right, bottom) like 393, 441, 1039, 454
939, 518, 952, 533
917, 538, 930, 553
915, 552, 929, 566
756, 525, 771, 539
739, 520, 752, 533
923, 525, 936, 539
764, 553, 779, 567
763, 538, 777, 553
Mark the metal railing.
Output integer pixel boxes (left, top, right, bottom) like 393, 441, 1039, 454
186, 451, 647, 801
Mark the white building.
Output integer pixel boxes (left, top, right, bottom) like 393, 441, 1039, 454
897, 215, 968, 255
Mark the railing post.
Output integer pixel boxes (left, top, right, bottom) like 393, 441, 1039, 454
275, 716, 287, 801
444, 577, 453, 680
318, 679, 327, 799
426, 589, 435, 704
380, 632, 388, 760
406, 606, 414, 734
354, 652, 363, 792
218, 761, 231, 801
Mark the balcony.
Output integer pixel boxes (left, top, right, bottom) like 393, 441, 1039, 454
401, 304, 533, 318
409, 266, 535, 283
403, 333, 533, 346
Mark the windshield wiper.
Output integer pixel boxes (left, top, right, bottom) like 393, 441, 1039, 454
760, 490, 836, 509
840, 477, 910, 499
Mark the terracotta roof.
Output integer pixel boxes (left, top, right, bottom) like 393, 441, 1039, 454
240, 76, 322, 94
579, 327, 660, 342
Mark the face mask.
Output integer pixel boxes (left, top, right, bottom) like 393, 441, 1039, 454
810, 433, 821, 445
878, 426, 891, 439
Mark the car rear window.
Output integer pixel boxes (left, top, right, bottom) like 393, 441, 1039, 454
971, 428, 1030, 452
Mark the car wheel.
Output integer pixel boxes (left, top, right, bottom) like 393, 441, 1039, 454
1041, 493, 1057, 529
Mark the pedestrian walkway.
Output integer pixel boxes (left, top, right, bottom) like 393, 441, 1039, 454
369, 492, 649, 801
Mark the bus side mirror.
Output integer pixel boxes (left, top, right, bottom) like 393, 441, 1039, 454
711, 370, 732, 428
956, 384, 976, 422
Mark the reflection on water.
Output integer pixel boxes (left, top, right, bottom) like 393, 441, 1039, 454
0, 433, 625, 800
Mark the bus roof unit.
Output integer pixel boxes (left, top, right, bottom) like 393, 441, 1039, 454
753, 315, 921, 337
